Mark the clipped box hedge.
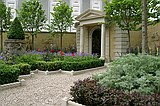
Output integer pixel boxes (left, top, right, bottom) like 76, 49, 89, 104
23, 59, 104, 71
0, 64, 20, 85
61, 59, 105, 71
29, 61, 39, 70
32, 61, 62, 71
47, 61, 62, 71
12, 63, 31, 75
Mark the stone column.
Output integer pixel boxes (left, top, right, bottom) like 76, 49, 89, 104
100, 24, 105, 59
105, 28, 110, 62
80, 26, 84, 53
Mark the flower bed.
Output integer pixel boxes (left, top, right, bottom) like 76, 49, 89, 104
0, 51, 105, 85
14, 52, 105, 71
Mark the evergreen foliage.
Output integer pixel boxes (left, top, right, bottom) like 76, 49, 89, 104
7, 17, 25, 39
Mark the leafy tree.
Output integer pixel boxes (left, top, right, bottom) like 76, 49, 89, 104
149, 0, 160, 24
0, 0, 12, 50
17, 0, 47, 50
104, 0, 142, 48
47, 0, 73, 50
141, 0, 160, 54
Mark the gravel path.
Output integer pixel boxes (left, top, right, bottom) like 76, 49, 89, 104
0, 68, 106, 106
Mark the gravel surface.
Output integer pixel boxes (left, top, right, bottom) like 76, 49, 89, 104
0, 68, 106, 106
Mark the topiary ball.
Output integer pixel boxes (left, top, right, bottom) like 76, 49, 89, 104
7, 17, 25, 40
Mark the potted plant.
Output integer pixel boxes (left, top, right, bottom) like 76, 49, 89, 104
4, 17, 26, 54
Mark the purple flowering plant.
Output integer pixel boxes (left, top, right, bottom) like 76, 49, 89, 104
0, 51, 17, 65
0, 50, 100, 65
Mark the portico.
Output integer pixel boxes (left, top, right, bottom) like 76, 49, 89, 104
75, 9, 110, 60
75, 9, 129, 62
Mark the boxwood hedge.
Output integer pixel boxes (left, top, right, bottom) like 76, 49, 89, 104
0, 64, 20, 85
12, 63, 31, 75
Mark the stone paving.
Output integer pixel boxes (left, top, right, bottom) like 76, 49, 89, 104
0, 68, 106, 106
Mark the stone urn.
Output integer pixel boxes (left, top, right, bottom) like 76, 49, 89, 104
4, 39, 26, 55
4, 17, 26, 55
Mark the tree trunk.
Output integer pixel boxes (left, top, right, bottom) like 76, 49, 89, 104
1, 29, 3, 51
127, 29, 131, 49
142, 0, 148, 54
0, 19, 3, 51
0, 29, 3, 51
31, 29, 34, 50
60, 32, 63, 51
32, 34, 34, 50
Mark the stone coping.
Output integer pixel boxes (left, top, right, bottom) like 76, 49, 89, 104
0, 79, 25, 91
0, 66, 106, 90
0, 72, 35, 90
62, 97, 85, 106
36, 66, 106, 76
62, 66, 106, 75
18, 72, 35, 80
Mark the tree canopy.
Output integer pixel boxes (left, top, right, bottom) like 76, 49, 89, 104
104, 0, 160, 51
0, 0, 12, 50
149, 0, 160, 24
47, 0, 74, 50
17, 0, 47, 50
104, 0, 142, 48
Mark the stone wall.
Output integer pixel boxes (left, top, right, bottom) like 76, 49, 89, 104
1, 32, 76, 51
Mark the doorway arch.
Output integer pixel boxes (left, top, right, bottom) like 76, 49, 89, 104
92, 28, 101, 56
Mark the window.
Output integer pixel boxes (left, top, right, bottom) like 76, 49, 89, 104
70, 0, 82, 32
49, 0, 58, 23
90, 0, 102, 10
5, 0, 17, 20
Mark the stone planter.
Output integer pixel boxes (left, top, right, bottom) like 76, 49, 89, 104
4, 39, 26, 55
62, 97, 85, 106
0, 79, 25, 91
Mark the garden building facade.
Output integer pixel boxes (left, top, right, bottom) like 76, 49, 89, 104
75, 9, 130, 61
2, 0, 160, 61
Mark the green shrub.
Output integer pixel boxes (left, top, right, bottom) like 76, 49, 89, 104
12, 63, 31, 75
94, 54, 160, 94
29, 61, 39, 70
7, 17, 25, 39
0, 60, 5, 64
47, 61, 62, 71
0, 64, 20, 85
70, 78, 160, 106
15, 53, 42, 64
61, 59, 105, 71
42, 52, 54, 62
36, 61, 48, 71
33, 61, 62, 71
62, 54, 99, 62
15, 53, 43, 70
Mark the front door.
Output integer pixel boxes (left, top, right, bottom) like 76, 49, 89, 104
92, 29, 101, 56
